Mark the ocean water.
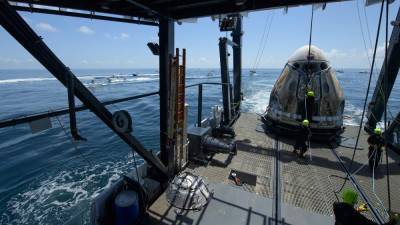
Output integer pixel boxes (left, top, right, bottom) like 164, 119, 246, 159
0, 68, 399, 224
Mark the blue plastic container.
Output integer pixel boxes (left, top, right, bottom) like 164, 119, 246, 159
114, 190, 140, 225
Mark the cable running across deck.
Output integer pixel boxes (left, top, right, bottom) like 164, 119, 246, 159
330, 147, 385, 224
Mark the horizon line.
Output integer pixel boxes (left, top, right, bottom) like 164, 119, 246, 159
0, 67, 372, 70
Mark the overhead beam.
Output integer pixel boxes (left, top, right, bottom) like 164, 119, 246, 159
366, 9, 400, 129
125, 0, 160, 17
10, 0, 349, 20
0, 0, 168, 177
166, 0, 349, 19
13, 5, 158, 26
9, 0, 155, 19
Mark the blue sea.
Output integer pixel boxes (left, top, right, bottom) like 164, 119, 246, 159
0, 68, 399, 224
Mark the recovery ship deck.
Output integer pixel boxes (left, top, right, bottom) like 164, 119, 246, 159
146, 113, 400, 225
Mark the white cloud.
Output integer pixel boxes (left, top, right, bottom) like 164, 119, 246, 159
0, 57, 19, 63
199, 57, 209, 63
36, 22, 57, 32
322, 48, 348, 59
317, 43, 389, 68
368, 42, 388, 59
78, 26, 95, 34
120, 33, 130, 39
0, 57, 34, 64
113, 59, 121, 64
104, 32, 131, 40
81, 59, 89, 64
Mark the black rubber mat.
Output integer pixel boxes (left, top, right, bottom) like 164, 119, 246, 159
229, 169, 257, 186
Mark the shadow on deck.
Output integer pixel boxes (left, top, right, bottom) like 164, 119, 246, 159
145, 113, 399, 224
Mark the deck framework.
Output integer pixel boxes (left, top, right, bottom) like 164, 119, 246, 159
1, 0, 399, 182
146, 113, 400, 225
8, 0, 347, 20
1, 0, 400, 224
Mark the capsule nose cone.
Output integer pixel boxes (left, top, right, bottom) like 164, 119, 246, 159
265, 45, 345, 136
288, 45, 328, 63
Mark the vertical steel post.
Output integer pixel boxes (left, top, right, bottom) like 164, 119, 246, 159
197, 84, 203, 127
67, 70, 78, 139
229, 84, 234, 117
232, 15, 243, 113
159, 18, 174, 172
219, 38, 232, 124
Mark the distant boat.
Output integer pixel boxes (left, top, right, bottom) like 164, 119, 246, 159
249, 70, 256, 75
336, 69, 344, 73
359, 70, 368, 74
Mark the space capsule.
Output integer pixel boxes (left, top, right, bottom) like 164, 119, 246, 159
262, 45, 345, 140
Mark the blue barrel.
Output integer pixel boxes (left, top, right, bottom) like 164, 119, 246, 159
114, 190, 140, 225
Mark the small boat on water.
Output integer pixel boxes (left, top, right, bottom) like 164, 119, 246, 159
336, 69, 344, 73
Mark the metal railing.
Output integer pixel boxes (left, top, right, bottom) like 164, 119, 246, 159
0, 91, 160, 129
0, 82, 231, 129
186, 82, 230, 127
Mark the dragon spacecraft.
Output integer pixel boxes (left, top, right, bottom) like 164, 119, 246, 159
262, 45, 345, 140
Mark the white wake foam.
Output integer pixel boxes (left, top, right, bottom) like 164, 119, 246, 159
343, 102, 365, 126
243, 89, 364, 126
242, 86, 273, 114
0, 74, 159, 85
1, 153, 142, 225
0, 78, 56, 84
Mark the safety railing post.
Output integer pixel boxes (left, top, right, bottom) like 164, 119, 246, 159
197, 84, 203, 127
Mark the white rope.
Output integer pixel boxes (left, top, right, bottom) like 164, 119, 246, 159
252, 11, 275, 71
372, 152, 388, 216
252, 13, 270, 70
351, 147, 377, 175
350, 144, 388, 216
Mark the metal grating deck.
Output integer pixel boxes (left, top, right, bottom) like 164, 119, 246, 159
146, 113, 400, 224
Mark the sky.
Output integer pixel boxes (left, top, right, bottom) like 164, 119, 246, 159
0, 0, 399, 69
